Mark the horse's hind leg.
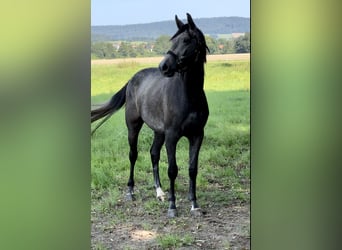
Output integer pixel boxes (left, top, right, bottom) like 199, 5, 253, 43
150, 132, 166, 201
126, 118, 143, 201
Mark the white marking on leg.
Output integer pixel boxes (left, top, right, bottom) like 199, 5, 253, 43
191, 205, 201, 211
190, 206, 202, 216
156, 187, 165, 201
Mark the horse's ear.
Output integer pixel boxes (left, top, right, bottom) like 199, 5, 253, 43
186, 13, 196, 30
175, 15, 184, 29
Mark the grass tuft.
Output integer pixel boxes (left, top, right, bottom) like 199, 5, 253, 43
156, 233, 195, 248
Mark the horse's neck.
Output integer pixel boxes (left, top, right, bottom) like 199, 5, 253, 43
180, 63, 206, 109
182, 63, 205, 93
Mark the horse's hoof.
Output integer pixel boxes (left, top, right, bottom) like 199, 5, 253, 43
167, 209, 178, 218
156, 187, 166, 202
190, 208, 203, 217
157, 194, 165, 202
125, 192, 135, 201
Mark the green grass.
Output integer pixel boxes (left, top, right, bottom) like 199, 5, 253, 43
93, 243, 108, 250
91, 59, 250, 210
156, 233, 195, 248
205, 61, 250, 91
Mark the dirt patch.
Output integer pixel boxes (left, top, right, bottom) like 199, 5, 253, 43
91, 53, 250, 65
91, 191, 250, 249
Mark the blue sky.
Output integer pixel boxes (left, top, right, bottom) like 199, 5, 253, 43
91, 0, 250, 26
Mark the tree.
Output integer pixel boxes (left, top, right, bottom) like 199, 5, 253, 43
154, 35, 171, 55
117, 42, 133, 57
90, 32, 251, 59
234, 32, 250, 53
205, 35, 218, 54
91, 42, 105, 58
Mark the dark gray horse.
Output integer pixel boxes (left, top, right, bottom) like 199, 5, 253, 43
91, 13, 209, 217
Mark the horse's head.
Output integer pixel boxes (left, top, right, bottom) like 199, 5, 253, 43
159, 13, 209, 77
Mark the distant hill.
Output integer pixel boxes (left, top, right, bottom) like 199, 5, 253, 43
92, 17, 250, 42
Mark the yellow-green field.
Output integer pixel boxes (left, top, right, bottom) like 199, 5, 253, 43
91, 58, 250, 99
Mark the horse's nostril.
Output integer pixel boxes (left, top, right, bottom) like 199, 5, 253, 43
162, 64, 168, 72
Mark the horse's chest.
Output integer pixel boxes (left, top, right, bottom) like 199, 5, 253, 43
181, 111, 207, 133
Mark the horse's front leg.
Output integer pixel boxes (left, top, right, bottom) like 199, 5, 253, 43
188, 132, 204, 216
165, 132, 180, 217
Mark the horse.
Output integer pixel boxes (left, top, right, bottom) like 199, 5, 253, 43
91, 13, 209, 217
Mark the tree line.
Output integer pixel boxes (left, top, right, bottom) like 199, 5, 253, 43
91, 33, 250, 59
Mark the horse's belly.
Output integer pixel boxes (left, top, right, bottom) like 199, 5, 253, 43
141, 112, 165, 132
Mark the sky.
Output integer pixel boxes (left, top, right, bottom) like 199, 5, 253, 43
91, 0, 250, 26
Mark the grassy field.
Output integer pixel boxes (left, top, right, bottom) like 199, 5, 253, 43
91, 58, 250, 249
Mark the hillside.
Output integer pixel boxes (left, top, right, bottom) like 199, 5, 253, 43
92, 16, 250, 42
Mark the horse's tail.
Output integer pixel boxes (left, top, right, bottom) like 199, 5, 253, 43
91, 83, 127, 135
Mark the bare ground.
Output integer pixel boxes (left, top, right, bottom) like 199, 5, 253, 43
91, 187, 250, 250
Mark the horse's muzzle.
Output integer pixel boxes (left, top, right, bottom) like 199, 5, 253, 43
159, 51, 177, 77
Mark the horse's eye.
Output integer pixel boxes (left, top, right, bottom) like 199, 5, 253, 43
183, 38, 191, 44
